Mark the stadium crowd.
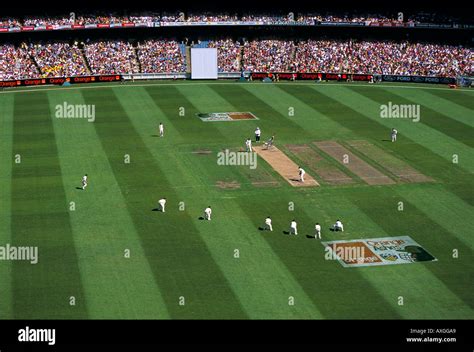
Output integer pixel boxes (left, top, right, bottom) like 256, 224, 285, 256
208, 39, 241, 72
0, 44, 39, 80
242, 40, 295, 72
137, 40, 186, 73
293, 40, 472, 77
1, 11, 470, 28
23, 16, 72, 27
84, 41, 140, 75
75, 14, 129, 25
0, 39, 471, 79
0, 18, 22, 28
28, 42, 89, 77
240, 14, 291, 23
186, 13, 239, 22
128, 14, 162, 23
297, 14, 403, 24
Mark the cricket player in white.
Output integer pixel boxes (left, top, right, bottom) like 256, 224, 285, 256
298, 167, 305, 183
255, 127, 261, 142
159, 122, 164, 137
315, 223, 321, 239
158, 198, 166, 212
204, 206, 212, 220
245, 138, 253, 152
290, 219, 298, 235
391, 128, 398, 142
264, 216, 273, 231
333, 219, 344, 232
81, 174, 88, 190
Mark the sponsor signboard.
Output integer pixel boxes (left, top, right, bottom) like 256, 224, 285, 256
381, 75, 455, 84
197, 112, 258, 122
322, 236, 437, 268
250, 72, 372, 81
0, 75, 121, 88
319, 21, 366, 26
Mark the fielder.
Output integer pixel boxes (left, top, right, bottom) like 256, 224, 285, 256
158, 198, 167, 212
333, 219, 344, 232
245, 138, 253, 152
391, 128, 398, 142
255, 127, 261, 142
315, 223, 321, 239
298, 167, 306, 183
81, 174, 88, 190
264, 216, 273, 231
204, 206, 212, 221
159, 122, 164, 137
290, 219, 298, 235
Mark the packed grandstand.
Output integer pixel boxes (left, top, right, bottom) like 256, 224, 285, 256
0, 39, 471, 80
0, 11, 472, 27
0, 11, 472, 82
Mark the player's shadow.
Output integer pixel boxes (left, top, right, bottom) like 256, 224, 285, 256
151, 135, 160, 137
381, 139, 391, 142
289, 178, 300, 182
258, 226, 265, 231
75, 187, 83, 190
283, 230, 290, 235
198, 216, 205, 220
151, 208, 160, 212
306, 235, 315, 239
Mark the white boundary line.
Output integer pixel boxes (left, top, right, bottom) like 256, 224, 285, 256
1, 81, 473, 95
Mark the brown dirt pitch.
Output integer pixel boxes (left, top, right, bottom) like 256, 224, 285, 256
253, 146, 319, 187
347, 140, 433, 184
215, 180, 241, 189
286, 144, 355, 185
228, 112, 258, 120
314, 141, 395, 185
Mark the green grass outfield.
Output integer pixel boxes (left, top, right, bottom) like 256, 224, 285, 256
0, 80, 472, 319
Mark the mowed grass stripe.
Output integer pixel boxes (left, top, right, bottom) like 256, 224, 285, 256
393, 89, 474, 128
248, 84, 353, 140
0, 94, 14, 318
300, 192, 472, 319
144, 85, 228, 144
334, 86, 474, 172
376, 88, 474, 147
343, 140, 432, 183
114, 87, 319, 318
347, 188, 474, 310
47, 90, 169, 319
116, 86, 186, 146
396, 186, 474, 251
202, 200, 323, 318
173, 85, 284, 190
303, 86, 472, 204
176, 84, 258, 141
11, 92, 87, 319
127, 87, 255, 191
208, 85, 313, 144
283, 144, 359, 185
427, 89, 474, 113
83, 88, 247, 319
234, 192, 403, 319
